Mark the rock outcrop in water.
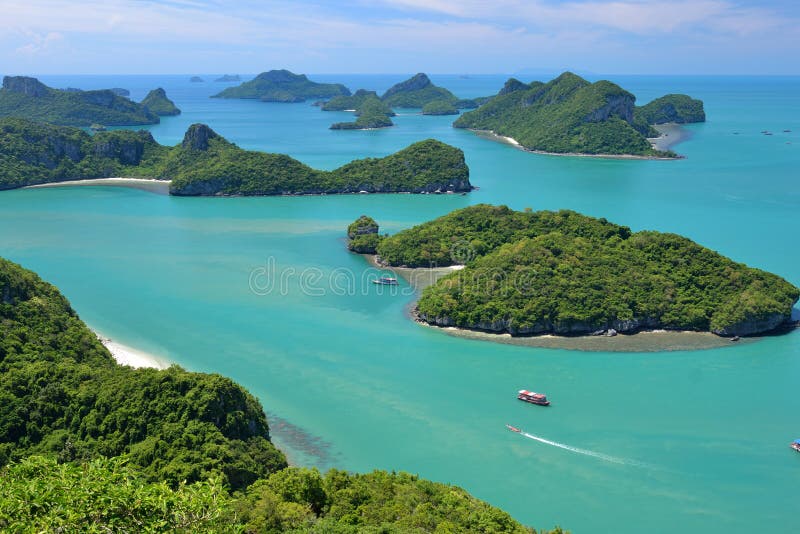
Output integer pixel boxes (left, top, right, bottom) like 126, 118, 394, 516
140, 87, 181, 116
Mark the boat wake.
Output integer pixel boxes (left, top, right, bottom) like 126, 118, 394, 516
515, 428, 654, 468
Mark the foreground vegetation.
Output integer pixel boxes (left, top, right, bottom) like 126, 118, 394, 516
454, 72, 705, 156
0, 118, 471, 195
213, 70, 350, 102
0, 256, 558, 532
372, 205, 799, 336
0, 76, 159, 127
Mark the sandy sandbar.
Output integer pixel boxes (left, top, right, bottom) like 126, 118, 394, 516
26, 177, 171, 194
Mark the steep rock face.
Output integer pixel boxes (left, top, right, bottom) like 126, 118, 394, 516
498, 78, 530, 96
181, 123, 218, 151
2, 76, 49, 97
583, 93, 636, 124
711, 313, 789, 337
170, 177, 227, 196
92, 131, 156, 165
78, 90, 118, 108
416, 312, 664, 336
383, 73, 432, 98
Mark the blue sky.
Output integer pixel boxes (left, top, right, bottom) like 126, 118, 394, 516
2, 0, 799, 74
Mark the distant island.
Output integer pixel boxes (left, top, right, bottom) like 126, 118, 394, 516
359, 205, 799, 338
214, 74, 241, 82
0, 118, 470, 195
213, 69, 350, 102
329, 95, 395, 130
381, 73, 458, 108
0, 255, 545, 532
453, 72, 706, 157
140, 87, 181, 116
0, 76, 159, 127
189, 76, 204, 83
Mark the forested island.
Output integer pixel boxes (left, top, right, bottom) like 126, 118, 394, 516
214, 74, 241, 82
381, 73, 459, 108
453, 72, 706, 157
213, 70, 350, 102
0, 118, 470, 195
329, 96, 395, 130
359, 205, 799, 337
140, 87, 181, 116
0, 76, 159, 127
0, 256, 553, 532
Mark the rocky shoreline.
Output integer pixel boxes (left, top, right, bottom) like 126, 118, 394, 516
357, 252, 797, 351
413, 306, 799, 339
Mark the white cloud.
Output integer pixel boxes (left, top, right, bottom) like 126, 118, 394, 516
14, 30, 64, 55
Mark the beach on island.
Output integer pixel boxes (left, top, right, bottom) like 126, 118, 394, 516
96, 334, 170, 369
649, 122, 693, 151
26, 177, 171, 194
473, 127, 689, 159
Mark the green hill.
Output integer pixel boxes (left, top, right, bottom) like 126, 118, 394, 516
168, 126, 468, 195
321, 89, 385, 111
0, 118, 166, 190
422, 99, 460, 115
0, 119, 469, 195
140, 87, 181, 116
381, 73, 458, 108
0, 76, 159, 127
0, 257, 559, 533
329, 96, 395, 130
454, 72, 705, 156
374, 205, 799, 337
213, 69, 350, 102
635, 94, 706, 124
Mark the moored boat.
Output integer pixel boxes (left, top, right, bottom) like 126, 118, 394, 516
518, 389, 550, 406
791, 439, 800, 453
372, 276, 398, 285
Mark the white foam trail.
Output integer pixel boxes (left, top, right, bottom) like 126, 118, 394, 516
518, 430, 653, 468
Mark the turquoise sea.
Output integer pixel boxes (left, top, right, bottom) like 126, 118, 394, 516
1, 74, 799, 533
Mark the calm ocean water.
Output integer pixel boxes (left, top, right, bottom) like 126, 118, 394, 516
1, 73, 799, 533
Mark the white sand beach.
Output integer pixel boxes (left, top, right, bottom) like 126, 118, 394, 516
97, 335, 170, 369
26, 177, 171, 194
473, 129, 679, 160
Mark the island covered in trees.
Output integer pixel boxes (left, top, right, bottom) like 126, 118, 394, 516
213, 69, 350, 102
453, 72, 705, 157
354, 205, 798, 337
0, 118, 471, 195
140, 87, 181, 116
0, 256, 554, 533
0, 76, 160, 127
